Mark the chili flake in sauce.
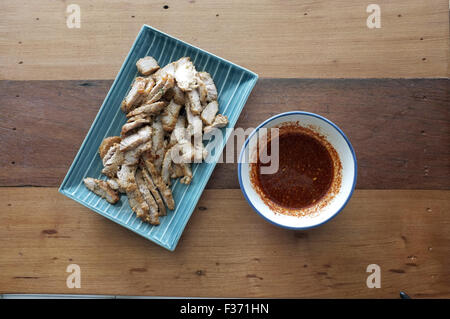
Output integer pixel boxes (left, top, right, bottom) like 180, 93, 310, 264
253, 126, 335, 210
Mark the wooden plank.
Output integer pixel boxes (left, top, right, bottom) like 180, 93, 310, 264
0, 0, 448, 80
0, 187, 448, 297
1, 79, 448, 189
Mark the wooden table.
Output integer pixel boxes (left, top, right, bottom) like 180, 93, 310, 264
0, 1, 448, 298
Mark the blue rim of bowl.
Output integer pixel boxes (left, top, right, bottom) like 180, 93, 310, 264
237, 111, 358, 230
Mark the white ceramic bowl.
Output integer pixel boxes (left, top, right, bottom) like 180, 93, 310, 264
238, 111, 357, 229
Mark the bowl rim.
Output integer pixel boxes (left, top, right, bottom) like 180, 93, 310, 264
237, 111, 358, 230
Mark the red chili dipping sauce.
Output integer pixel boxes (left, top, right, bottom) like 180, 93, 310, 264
251, 125, 340, 213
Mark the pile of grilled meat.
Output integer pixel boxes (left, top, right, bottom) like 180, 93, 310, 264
84, 56, 228, 225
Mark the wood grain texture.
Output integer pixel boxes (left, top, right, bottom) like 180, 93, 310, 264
0, 187, 448, 298
0, 0, 448, 80
1, 79, 448, 189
